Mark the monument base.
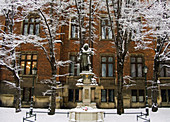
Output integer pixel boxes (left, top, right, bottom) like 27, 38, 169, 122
77, 102, 97, 109
69, 107, 104, 122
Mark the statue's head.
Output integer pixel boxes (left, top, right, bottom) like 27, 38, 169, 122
83, 43, 89, 51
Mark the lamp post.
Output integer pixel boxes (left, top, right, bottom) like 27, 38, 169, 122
144, 66, 149, 116
30, 67, 37, 115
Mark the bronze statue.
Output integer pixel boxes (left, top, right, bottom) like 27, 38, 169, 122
79, 43, 93, 71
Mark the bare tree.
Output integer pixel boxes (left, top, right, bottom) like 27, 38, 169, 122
0, 0, 23, 113
72, 0, 101, 72
0, 0, 70, 114
104, 0, 143, 114
104, 0, 169, 114
139, 0, 170, 112
20, 0, 71, 115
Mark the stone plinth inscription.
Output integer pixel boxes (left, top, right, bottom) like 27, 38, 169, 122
85, 89, 89, 99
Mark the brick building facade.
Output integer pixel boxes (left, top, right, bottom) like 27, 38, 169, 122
0, 1, 170, 109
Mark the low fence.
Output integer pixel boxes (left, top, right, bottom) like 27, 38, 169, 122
23, 111, 36, 122
104, 111, 150, 122
23, 110, 150, 122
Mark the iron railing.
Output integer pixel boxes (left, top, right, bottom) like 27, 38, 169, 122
23, 111, 36, 122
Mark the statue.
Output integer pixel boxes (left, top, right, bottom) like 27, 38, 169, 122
79, 43, 94, 71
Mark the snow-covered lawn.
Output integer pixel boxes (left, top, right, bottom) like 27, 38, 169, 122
0, 107, 170, 122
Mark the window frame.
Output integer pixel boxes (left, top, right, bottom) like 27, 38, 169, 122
168, 90, 170, 102
101, 89, 107, 102
69, 55, 80, 76
20, 53, 38, 75
22, 14, 40, 35
139, 90, 144, 102
100, 18, 113, 40
70, 18, 79, 39
130, 56, 144, 77
159, 61, 170, 77
131, 89, 145, 103
161, 89, 168, 102
101, 56, 114, 77
108, 89, 114, 102
68, 89, 81, 102
22, 87, 32, 102
68, 89, 74, 102
131, 89, 137, 102
101, 89, 115, 103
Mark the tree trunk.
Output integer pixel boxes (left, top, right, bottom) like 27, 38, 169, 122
152, 36, 162, 112
48, 57, 57, 115
48, 86, 56, 115
117, 56, 124, 115
15, 79, 21, 112
152, 56, 159, 112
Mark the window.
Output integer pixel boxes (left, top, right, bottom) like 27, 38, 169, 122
168, 90, 170, 102
68, 89, 74, 102
101, 89, 107, 102
23, 15, 40, 35
101, 56, 114, 77
70, 55, 80, 76
130, 56, 143, 77
131, 89, 144, 102
68, 89, 81, 102
161, 89, 170, 102
101, 89, 114, 102
161, 0, 167, 2
75, 89, 79, 102
160, 61, 170, 77
161, 89, 167, 102
161, 89, 170, 103
101, 18, 112, 40
132, 90, 137, 102
20, 54, 37, 75
108, 89, 114, 102
71, 18, 79, 39
125, 0, 137, 6
22, 87, 31, 102
139, 90, 144, 102
91, 88, 95, 102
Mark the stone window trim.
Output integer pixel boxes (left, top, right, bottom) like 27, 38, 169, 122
68, 88, 82, 103
130, 54, 145, 78
101, 89, 115, 103
100, 18, 113, 40
131, 89, 145, 103
99, 14, 114, 41
68, 52, 80, 76
159, 61, 170, 77
22, 87, 32, 102
19, 51, 38, 75
161, 89, 170, 103
69, 17, 79, 40
100, 53, 115, 78
102, 0, 114, 6
22, 14, 40, 36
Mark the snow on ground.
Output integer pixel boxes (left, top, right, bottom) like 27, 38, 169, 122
0, 107, 170, 122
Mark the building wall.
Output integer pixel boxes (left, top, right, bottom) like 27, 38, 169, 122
0, 2, 170, 109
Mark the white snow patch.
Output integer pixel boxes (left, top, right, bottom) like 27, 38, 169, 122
0, 107, 170, 122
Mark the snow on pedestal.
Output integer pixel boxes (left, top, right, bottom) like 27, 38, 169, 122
69, 71, 104, 122
69, 107, 104, 122
76, 71, 98, 108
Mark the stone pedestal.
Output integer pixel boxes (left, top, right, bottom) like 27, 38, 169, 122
69, 108, 104, 122
69, 71, 104, 122
76, 71, 98, 108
